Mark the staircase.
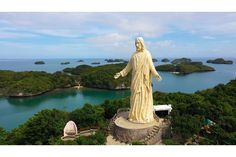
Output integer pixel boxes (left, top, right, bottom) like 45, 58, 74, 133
107, 113, 117, 134
143, 125, 161, 144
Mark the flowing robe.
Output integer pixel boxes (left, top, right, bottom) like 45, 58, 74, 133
120, 50, 161, 123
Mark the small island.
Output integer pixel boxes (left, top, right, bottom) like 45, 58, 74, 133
152, 58, 158, 62
105, 59, 125, 63
156, 62, 215, 74
34, 61, 45, 65
77, 60, 84, 62
0, 70, 79, 97
91, 62, 100, 65
161, 58, 170, 62
171, 58, 191, 64
207, 58, 233, 64
61, 62, 70, 65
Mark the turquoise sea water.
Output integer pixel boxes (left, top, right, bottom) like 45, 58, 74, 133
0, 58, 235, 130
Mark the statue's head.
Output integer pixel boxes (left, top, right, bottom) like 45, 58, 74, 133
135, 37, 146, 52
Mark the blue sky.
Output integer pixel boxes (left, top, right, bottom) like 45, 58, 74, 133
0, 12, 236, 59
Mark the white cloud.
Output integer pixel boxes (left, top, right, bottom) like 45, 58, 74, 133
172, 13, 236, 36
0, 41, 33, 48
202, 35, 215, 40
0, 28, 39, 39
206, 21, 236, 35
113, 17, 165, 38
146, 40, 176, 54
1, 13, 236, 39
152, 40, 176, 48
0, 13, 89, 29
88, 33, 130, 46
87, 33, 134, 57
35, 29, 80, 38
1, 13, 236, 58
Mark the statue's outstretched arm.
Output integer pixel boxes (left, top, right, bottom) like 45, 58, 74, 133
114, 59, 132, 79
120, 60, 132, 77
148, 53, 162, 81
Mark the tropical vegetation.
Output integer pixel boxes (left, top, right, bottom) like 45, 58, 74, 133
156, 62, 215, 74
207, 58, 233, 64
0, 79, 235, 145
0, 70, 78, 97
63, 64, 131, 89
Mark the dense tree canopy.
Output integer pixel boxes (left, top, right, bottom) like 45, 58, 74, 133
0, 70, 78, 97
7, 109, 69, 145
207, 58, 233, 64
69, 103, 106, 128
63, 64, 131, 90
153, 79, 236, 144
156, 62, 215, 74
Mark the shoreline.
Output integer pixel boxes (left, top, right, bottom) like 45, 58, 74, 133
1, 78, 234, 99
7, 85, 83, 98
3, 85, 130, 99
1, 77, 234, 99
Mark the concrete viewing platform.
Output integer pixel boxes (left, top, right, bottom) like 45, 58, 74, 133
108, 108, 171, 145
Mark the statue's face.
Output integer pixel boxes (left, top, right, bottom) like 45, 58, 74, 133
135, 40, 143, 52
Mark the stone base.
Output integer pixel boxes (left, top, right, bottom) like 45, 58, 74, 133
113, 111, 158, 143
108, 108, 171, 145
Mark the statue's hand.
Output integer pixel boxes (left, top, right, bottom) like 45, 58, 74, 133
157, 75, 162, 81
114, 72, 121, 79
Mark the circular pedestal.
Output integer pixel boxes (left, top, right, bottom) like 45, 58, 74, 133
112, 111, 159, 143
